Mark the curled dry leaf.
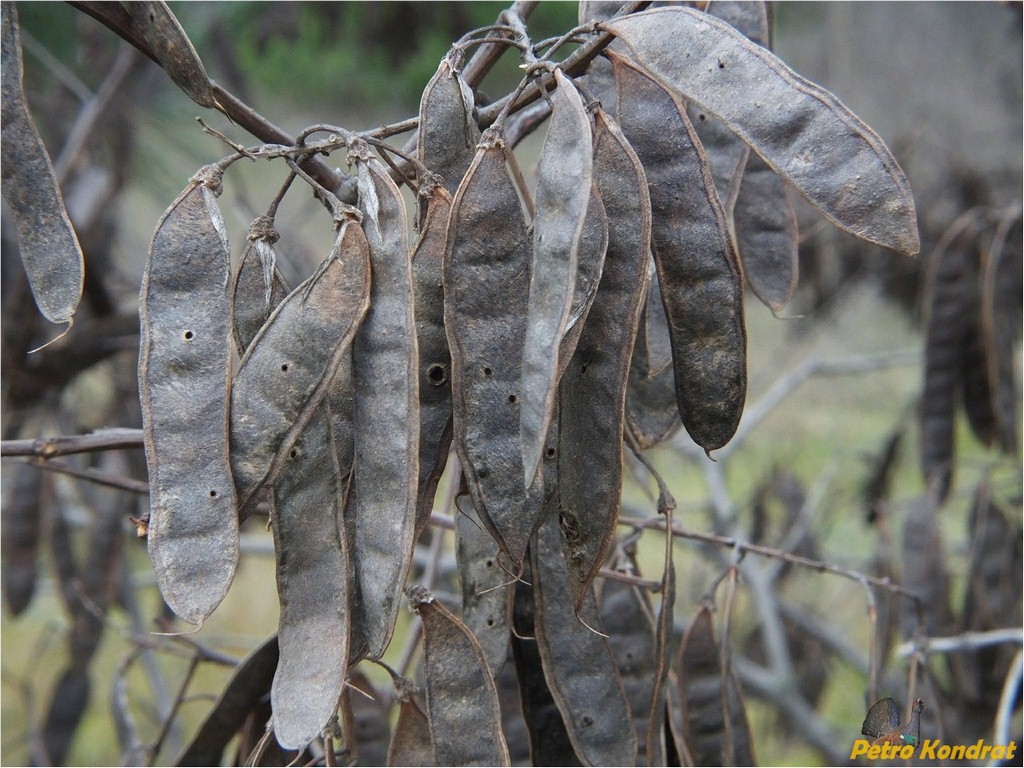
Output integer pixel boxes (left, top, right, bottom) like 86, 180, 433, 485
560, 108, 650, 609
1, 2, 84, 327
139, 168, 236, 626
612, 51, 747, 454
445, 129, 543, 571
521, 69, 594, 488
601, 6, 920, 257
406, 585, 511, 767
348, 143, 420, 660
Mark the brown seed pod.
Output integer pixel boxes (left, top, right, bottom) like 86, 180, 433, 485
122, 1, 217, 108
444, 128, 543, 571
1, 3, 84, 328
455, 494, 511, 677
270, 411, 350, 752
139, 167, 237, 626
387, 689, 435, 767
1, 462, 44, 616
231, 216, 289, 356
412, 186, 456, 536
559, 108, 651, 609
521, 69, 594, 488
611, 51, 747, 454
531, 508, 638, 767
406, 585, 511, 767
230, 219, 370, 517
601, 7, 919, 257
347, 141, 419, 660
417, 54, 480, 199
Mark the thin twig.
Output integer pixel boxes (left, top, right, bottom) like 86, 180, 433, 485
895, 628, 1024, 657
993, 649, 1024, 754
146, 652, 202, 764
9, 457, 148, 494
1, 427, 144, 457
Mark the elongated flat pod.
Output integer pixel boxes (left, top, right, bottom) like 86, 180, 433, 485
900, 492, 950, 638
511, 563, 581, 765
177, 635, 279, 766
707, 0, 771, 48
270, 410, 349, 751
599, 573, 660, 766
413, 186, 455, 534
1, 462, 43, 616
557, 187, 609, 378
418, 55, 479, 198
455, 495, 510, 677
122, 1, 216, 107
388, 691, 435, 767
139, 169, 236, 626
626, 356, 682, 450
348, 144, 419, 660
601, 7, 919, 256
532, 509, 638, 766
231, 217, 290, 355
560, 109, 650, 609
1, 3, 84, 327
445, 130, 542, 570
407, 585, 511, 767
521, 69, 594, 488
675, 606, 756, 765
732, 151, 799, 311
637, 262, 672, 380
230, 220, 370, 516
612, 52, 747, 453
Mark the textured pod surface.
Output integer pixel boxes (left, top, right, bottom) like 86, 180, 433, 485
139, 172, 236, 626
560, 109, 650, 608
231, 218, 290, 355
388, 692, 435, 767
612, 52, 747, 453
349, 146, 419, 659
733, 152, 799, 311
122, 1, 216, 107
177, 635, 279, 766
521, 69, 594, 487
602, 7, 919, 256
270, 412, 349, 751
418, 55, 480, 197
455, 495, 511, 677
676, 606, 757, 766
407, 585, 511, 767
445, 132, 541, 570
230, 220, 370, 514
532, 509, 638, 767
1, 3, 84, 326
559, 187, 609, 370
413, 187, 455, 534
1, 462, 43, 616
599, 572, 660, 767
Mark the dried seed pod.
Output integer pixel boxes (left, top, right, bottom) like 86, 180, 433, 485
176, 635, 279, 766
455, 495, 510, 677
560, 108, 650, 608
707, 0, 772, 48
348, 142, 419, 660
732, 151, 799, 311
407, 585, 511, 767
270, 411, 349, 751
413, 186, 455, 535
626, 357, 682, 450
637, 262, 673, 380
511, 562, 581, 765
531, 509, 638, 766
612, 52, 747, 454
230, 219, 370, 516
418, 54, 479, 199
388, 689, 435, 767
1, 3, 84, 327
521, 69, 594, 488
139, 168, 236, 626
1, 462, 44, 616
601, 7, 920, 256
445, 129, 543, 571
122, 1, 217, 108
675, 606, 757, 766
599, 573, 660, 766
647, 526, 675, 768
231, 216, 289, 355
900, 492, 952, 638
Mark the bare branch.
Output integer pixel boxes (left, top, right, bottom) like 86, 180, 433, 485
1, 428, 144, 458
896, 628, 1024, 656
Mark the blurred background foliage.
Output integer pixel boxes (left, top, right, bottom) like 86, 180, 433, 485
1, 2, 1021, 766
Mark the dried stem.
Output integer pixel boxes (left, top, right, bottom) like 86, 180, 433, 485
1, 428, 144, 457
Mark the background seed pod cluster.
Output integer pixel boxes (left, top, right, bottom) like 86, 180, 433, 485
1, 1, 1021, 766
